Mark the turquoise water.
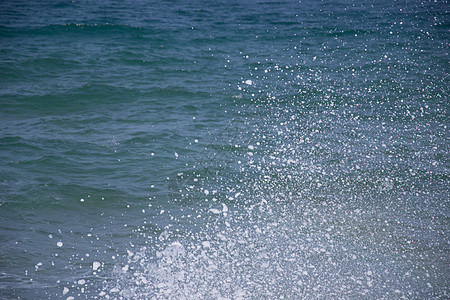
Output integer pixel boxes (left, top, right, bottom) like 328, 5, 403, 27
0, 0, 449, 299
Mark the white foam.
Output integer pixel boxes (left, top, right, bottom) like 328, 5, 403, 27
222, 203, 228, 212
93, 261, 101, 271
209, 208, 221, 214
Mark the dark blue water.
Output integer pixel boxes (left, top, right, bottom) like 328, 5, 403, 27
1, 0, 449, 299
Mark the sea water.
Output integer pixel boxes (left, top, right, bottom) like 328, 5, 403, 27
0, 0, 448, 299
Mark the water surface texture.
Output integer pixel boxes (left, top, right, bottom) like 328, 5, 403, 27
0, 0, 449, 299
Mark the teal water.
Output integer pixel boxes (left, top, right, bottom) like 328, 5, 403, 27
0, 0, 449, 299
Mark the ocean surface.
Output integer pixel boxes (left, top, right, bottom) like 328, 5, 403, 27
0, 0, 449, 299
